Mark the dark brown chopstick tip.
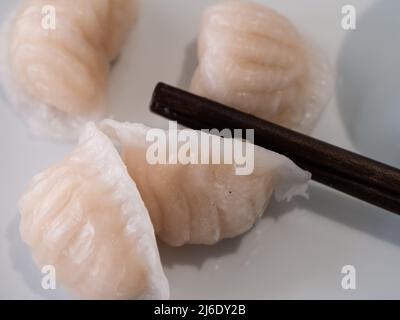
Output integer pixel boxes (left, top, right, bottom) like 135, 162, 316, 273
150, 83, 400, 215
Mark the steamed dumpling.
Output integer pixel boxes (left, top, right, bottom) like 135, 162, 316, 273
18, 123, 169, 300
3, 0, 138, 139
190, 1, 332, 133
99, 120, 311, 246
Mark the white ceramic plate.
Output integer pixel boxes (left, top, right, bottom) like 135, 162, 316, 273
1, 0, 400, 299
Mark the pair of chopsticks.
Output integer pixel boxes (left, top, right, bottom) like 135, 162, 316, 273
150, 83, 400, 215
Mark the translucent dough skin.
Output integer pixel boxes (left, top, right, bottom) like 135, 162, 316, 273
99, 120, 311, 247
18, 124, 169, 300
9, 0, 137, 116
191, 1, 332, 133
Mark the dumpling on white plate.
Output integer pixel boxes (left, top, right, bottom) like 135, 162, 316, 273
18, 123, 169, 300
1, 0, 138, 139
98, 119, 311, 247
190, 0, 333, 133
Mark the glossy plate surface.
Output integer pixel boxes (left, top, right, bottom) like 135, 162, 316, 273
1, 0, 399, 299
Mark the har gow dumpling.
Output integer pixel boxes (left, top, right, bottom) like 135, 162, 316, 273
18, 123, 169, 300
98, 120, 311, 247
3, 0, 138, 139
190, 1, 332, 133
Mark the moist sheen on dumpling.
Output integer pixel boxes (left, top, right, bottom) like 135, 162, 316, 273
3, 0, 138, 139
18, 123, 169, 300
99, 120, 311, 247
190, 0, 332, 133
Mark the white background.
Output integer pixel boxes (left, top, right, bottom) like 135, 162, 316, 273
1, 0, 400, 299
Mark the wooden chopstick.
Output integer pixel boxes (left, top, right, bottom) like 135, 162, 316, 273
150, 82, 400, 215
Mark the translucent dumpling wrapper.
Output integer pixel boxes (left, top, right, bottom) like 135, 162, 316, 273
1, 0, 138, 140
18, 123, 169, 299
98, 119, 311, 247
190, 1, 333, 133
